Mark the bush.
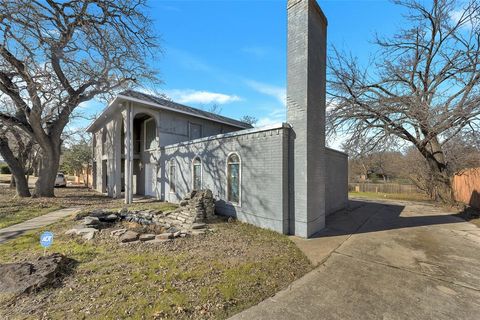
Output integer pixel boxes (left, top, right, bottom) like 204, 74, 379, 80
0, 165, 11, 174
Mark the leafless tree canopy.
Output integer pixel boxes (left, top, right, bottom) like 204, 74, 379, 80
0, 0, 160, 196
328, 0, 480, 203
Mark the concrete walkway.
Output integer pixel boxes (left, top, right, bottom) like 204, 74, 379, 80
231, 198, 480, 320
0, 207, 81, 243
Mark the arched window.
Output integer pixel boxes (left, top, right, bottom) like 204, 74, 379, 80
192, 157, 202, 190
169, 159, 176, 193
227, 153, 241, 204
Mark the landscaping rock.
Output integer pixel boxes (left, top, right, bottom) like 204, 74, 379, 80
65, 227, 98, 238
179, 200, 188, 207
192, 230, 206, 236
87, 209, 108, 218
119, 231, 139, 243
101, 214, 118, 222
83, 216, 100, 226
82, 231, 97, 241
192, 222, 206, 229
110, 228, 127, 237
166, 226, 179, 233
0, 253, 72, 295
139, 234, 155, 241
157, 232, 173, 240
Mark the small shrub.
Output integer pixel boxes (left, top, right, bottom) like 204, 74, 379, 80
0, 165, 11, 174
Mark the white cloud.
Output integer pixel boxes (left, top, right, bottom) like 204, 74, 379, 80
164, 89, 241, 105
450, 8, 479, 30
255, 107, 286, 128
245, 80, 286, 107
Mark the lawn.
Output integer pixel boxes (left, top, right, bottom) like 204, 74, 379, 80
349, 191, 431, 202
0, 216, 312, 319
0, 186, 121, 229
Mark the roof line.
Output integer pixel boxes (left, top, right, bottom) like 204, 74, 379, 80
86, 92, 251, 132
116, 94, 249, 129
161, 123, 290, 150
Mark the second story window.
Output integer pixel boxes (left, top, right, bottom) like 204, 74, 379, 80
144, 118, 156, 150
189, 123, 202, 140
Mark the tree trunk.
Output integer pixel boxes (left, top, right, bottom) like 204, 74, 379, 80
0, 138, 31, 197
424, 138, 454, 204
427, 160, 454, 204
33, 142, 61, 197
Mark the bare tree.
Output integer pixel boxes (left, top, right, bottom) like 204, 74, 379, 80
239, 115, 258, 126
0, 126, 36, 196
328, 0, 480, 203
0, 0, 159, 197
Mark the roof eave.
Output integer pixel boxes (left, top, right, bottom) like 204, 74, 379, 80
85, 96, 122, 133
116, 94, 251, 129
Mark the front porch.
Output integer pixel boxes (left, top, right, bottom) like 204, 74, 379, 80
92, 103, 161, 203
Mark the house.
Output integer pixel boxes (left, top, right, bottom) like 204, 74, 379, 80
86, 0, 348, 238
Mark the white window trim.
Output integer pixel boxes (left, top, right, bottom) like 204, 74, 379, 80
169, 159, 176, 194
192, 156, 203, 191
144, 118, 158, 151
225, 152, 241, 207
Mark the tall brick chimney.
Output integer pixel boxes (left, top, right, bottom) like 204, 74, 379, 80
287, 0, 327, 237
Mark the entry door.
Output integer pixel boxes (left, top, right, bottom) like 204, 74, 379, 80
145, 163, 157, 197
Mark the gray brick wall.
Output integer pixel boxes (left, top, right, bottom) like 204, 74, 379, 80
159, 124, 290, 234
325, 148, 348, 214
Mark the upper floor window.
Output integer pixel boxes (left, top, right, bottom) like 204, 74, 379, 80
189, 123, 202, 140
227, 153, 241, 204
192, 157, 202, 190
144, 118, 156, 150
101, 128, 107, 155
169, 159, 176, 193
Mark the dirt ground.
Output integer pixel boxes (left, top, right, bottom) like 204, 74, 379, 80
0, 215, 312, 319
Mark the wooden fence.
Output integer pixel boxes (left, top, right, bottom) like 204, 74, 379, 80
348, 183, 421, 194
453, 167, 480, 209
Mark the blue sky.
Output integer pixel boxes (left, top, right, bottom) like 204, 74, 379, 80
77, 0, 406, 147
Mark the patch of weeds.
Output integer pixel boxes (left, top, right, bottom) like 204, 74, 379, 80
0, 214, 312, 319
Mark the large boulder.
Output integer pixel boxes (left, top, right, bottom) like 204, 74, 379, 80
0, 253, 73, 295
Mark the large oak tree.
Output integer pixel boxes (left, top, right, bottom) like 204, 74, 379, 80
0, 0, 159, 197
328, 0, 480, 203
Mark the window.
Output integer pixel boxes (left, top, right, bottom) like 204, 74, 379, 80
227, 153, 240, 204
144, 118, 156, 150
189, 123, 202, 140
101, 129, 107, 155
192, 157, 202, 190
169, 159, 176, 193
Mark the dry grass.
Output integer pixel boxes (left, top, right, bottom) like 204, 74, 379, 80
0, 216, 312, 319
0, 186, 123, 229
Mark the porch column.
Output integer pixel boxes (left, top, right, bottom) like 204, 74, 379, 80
113, 114, 122, 198
124, 103, 133, 204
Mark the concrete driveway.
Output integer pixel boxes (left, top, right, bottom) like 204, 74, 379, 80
231, 198, 480, 320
